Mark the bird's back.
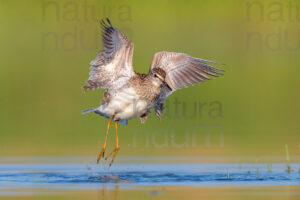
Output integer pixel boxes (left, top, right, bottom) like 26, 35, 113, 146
91, 72, 160, 122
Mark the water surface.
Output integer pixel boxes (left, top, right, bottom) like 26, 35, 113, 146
0, 162, 299, 199
0, 163, 299, 189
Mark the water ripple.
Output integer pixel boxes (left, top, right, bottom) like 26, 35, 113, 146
0, 163, 299, 189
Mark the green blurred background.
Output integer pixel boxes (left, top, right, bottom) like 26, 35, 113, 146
0, 0, 299, 159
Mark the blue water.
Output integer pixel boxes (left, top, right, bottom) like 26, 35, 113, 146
0, 163, 299, 190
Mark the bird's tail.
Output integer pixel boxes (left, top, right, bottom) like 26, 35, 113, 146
82, 108, 97, 114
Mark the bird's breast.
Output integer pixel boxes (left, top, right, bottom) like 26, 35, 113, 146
99, 87, 152, 120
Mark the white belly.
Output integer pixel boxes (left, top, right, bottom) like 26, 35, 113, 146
99, 87, 151, 120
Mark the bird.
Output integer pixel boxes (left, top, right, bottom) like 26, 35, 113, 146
82, 18, 224, 166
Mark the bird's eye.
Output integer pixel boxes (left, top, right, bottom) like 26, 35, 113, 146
154, 74, 158, 78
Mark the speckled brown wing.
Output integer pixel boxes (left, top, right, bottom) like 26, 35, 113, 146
83, 18, 134, 91
150, 51, 224, 91
150, 51, 224, 118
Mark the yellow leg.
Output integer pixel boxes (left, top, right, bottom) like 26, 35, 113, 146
105, 120, 120, 166
97, 116, 114, 164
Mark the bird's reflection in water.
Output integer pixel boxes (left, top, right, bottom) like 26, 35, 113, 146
97, 174, 132, 200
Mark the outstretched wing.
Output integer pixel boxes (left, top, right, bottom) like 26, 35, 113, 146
83, 18, 134, 91
150, 51, 224, 91
150, 51, 224, 118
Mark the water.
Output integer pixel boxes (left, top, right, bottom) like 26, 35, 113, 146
0, 163, 299, 191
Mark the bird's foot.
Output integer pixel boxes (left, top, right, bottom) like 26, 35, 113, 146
105, 147, 120, 167
96, 148, 106, 164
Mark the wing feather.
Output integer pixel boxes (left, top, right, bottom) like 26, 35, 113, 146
83, 18, 134, 91
151, 51, 224, 118
150, 51, 224, 91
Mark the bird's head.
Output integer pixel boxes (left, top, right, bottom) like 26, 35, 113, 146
149, 68, 166, 86
149, 68, 172, 90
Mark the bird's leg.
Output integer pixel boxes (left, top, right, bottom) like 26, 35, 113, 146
105, 120, 119, 166
97, 116, 114, 164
